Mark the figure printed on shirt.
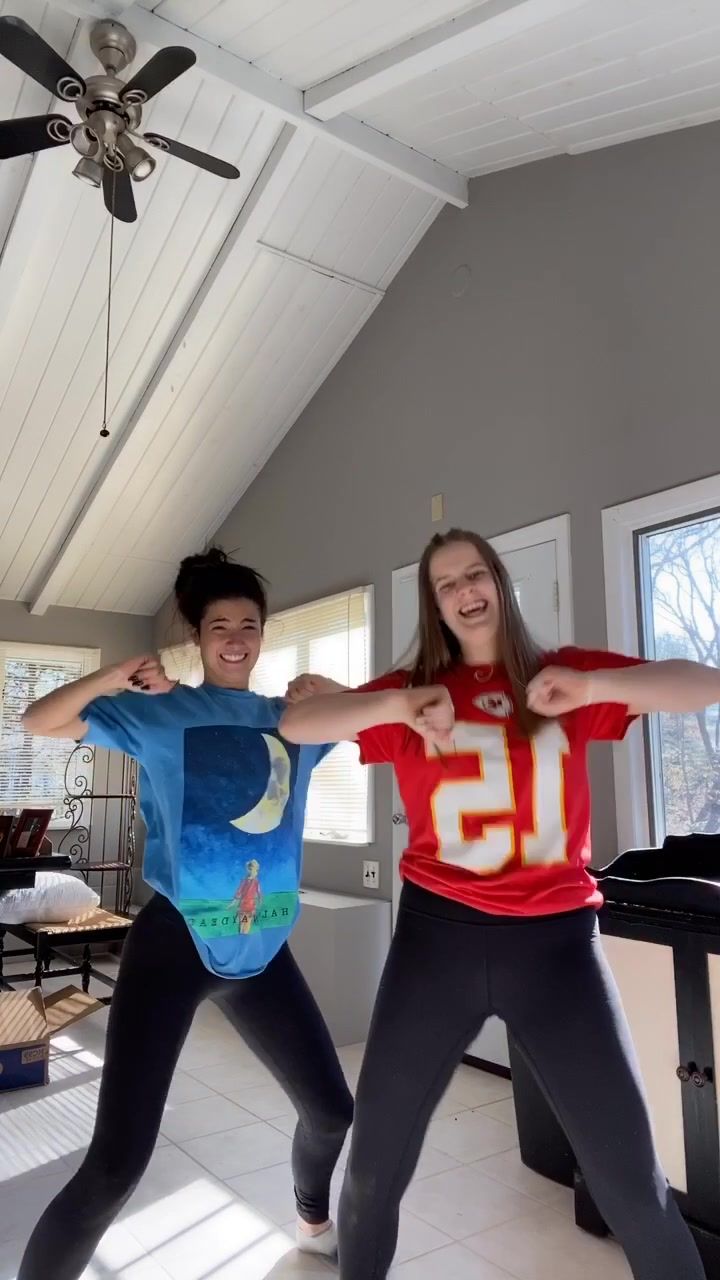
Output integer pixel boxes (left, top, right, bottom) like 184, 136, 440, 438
234, 859, 262, 934
178, 726, 300, 941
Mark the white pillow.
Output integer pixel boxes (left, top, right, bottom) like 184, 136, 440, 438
0, 872, 100, 925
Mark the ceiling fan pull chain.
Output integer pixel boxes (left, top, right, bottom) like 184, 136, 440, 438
100, 167, 116, 439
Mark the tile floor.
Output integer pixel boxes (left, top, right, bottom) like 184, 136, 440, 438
0, 959, 632, 1280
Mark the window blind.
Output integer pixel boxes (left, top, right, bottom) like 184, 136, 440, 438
254, 588, 373, 844
0, 643, 99, 819
161, 641, 203, 687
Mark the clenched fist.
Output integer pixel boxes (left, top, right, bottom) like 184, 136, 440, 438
526, 666, 591, 718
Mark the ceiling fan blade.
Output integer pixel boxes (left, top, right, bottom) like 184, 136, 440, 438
0, 113, 71, 159
121, 47, 196, 104
103, 165, 137, 223
142, 133, 240, 180
0, 16, 85, 100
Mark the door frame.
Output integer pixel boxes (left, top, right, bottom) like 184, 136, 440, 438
392, 513, 574, 658
389, 513, 574, 921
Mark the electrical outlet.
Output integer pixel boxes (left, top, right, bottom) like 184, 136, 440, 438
363, 860, 379, 891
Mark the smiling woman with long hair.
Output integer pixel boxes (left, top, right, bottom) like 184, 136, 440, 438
281, 527, 718, 1280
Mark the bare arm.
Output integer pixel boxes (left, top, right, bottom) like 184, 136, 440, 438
285, 674, 349, 702
22, 656, 173, 740
280, 685, 453, 746
527, 659, 720, 719
589, 659, 720, 715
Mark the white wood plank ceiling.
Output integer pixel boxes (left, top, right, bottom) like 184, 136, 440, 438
350, 0, 720, 176
0, 0, 717, 614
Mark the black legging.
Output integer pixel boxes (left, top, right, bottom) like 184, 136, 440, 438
338, 881, 705, 1280
19, 893, 354, 1280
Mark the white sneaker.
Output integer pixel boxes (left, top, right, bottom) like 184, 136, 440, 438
296, 1220, 338, 1258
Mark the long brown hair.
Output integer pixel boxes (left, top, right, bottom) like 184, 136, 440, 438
407, 529, 545, 736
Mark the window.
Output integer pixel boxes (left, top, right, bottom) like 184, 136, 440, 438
639, 513, 720, 841
161, 641, 203, 687
160, 586, 374, 844
0, 643, 100, 822
603, 476, 720, 849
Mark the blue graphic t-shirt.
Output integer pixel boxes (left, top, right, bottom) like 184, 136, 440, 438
82, 684, 330, 979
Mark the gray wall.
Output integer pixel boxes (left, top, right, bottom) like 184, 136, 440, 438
0, 600, 153, 662
201, 121, 720, 898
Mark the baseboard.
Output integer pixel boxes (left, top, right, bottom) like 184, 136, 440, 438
462, 1052, 512, 1080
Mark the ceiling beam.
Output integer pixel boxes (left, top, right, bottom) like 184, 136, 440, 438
102, 4, 467, 208
29, 124, 310, 616
304, 0, 591, 121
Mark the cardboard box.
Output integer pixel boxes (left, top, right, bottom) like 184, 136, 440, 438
0, 986, 103, 1092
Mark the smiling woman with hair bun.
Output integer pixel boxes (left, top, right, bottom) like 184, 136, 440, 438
16, 547, 353, 1280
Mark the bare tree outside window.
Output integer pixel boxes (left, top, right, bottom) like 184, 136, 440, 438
641, 514, 720, 839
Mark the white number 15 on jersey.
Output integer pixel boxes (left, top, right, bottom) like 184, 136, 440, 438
429, 721, 570, 875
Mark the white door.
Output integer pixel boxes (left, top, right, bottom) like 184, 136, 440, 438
390, 516, 572, 1069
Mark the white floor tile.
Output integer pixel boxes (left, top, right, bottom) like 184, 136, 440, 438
427, 1110, 519, 1163
83, 1223, 175, 1278
444, 1068, 513, 1110
0, 1080, 101, 1176
164, 1072, 215, 1106
402, 1163, 539, 1240
465, 1206, 633, 1280
411, 1143, 462, 1181
180, 1121, 292, 1180
0, 1224, 174, 1280
432, 1093, 472, 1119
0, 1167, 70, 1244
472, 1148, 570, 1207
177, 1034, 257, 1073
0, 1013, 637, 1280
120, 1146, 240, 1247
224, 1082, 297, 1121
186, 1058, 274, 1093
160, 1094, 257, 1143
135, 1199, 294, 1280
269, 1113, 299, 1138
226, 1161, 297, 1227
391, 1241, 515, 1278
478, 1098, 517, 1129
393, 1209, 454, 1264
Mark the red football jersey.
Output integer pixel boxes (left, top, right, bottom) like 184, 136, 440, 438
357, 648, 644, 917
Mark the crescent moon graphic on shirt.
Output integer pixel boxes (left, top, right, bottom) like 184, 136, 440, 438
230, 734, 291, 835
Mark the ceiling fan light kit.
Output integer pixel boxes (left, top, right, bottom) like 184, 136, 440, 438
0, 15, 241, 223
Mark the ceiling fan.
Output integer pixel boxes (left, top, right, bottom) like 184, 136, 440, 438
0, 15, 240, 223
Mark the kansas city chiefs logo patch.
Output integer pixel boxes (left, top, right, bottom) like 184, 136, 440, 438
474, 692, 513, 719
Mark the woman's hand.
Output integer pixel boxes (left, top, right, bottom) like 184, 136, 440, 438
108, 656, 176, 696
526, 666, 591, 717
22, 654, 175, 739
285, 674, 349, 703
407, 685, 455, 749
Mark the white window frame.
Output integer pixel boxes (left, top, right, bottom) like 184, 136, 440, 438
0, 642, 101, 828
602, 474, 720, 851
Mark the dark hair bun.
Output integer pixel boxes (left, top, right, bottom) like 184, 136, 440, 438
175, 548, 228, 593
174, 547, 268, 631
